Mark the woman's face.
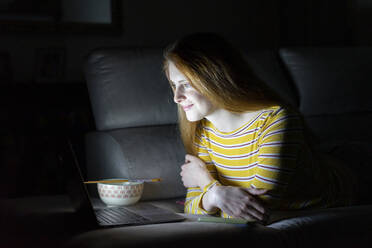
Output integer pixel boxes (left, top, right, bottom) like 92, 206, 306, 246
168, 61, 216, 122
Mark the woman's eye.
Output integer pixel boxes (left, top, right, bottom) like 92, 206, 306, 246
171, 82, 192, 90
183, 83, 192, 89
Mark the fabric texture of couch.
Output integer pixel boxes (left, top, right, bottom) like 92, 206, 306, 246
77, 46, 372, 247
3, 46, 371, 248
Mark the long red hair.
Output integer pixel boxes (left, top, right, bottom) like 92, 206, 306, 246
163, 33, 285, 155
163, 32, 356, 207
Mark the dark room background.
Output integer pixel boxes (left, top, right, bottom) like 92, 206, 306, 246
0, 0, 370, 197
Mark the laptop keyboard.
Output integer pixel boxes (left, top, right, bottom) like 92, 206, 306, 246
95, 207, 150, 225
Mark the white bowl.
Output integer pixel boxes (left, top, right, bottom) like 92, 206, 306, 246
97, 179, 144, 207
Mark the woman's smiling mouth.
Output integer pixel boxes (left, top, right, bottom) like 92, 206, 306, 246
182, 104, 194, 111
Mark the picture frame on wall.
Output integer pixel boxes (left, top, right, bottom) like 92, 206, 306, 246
34, 48, 65, 83
0, 0, 122, 35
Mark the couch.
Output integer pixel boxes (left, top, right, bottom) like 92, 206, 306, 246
2, 46, 372, 248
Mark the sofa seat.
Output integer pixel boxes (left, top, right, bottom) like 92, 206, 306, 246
268, 205, 372, 248
0, 195, 281, 248
0, 195, 79, 248
78, 46, 372, 248
66, 217, 281, 248
2, 195, 372, 248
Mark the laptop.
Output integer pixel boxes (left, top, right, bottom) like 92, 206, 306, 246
60, 139, 185, 228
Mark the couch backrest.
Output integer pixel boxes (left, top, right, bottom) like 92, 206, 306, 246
84, 47, 296, 200
85, 48, 298, 131
279, 47, 372, 143
279, 47, 372, 204
84, 48, 178, 131
84, 48, 185, 200
243, 49, 299, 107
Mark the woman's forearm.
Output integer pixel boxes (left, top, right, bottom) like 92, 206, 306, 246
201, 185, 219, 212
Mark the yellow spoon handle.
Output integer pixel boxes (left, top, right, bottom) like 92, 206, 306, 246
84, 178, 161, 184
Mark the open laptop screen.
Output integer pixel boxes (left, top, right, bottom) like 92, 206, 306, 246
59, 139, 98, 229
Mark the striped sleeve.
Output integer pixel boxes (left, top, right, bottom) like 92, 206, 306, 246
253, 108, 305, 208
184, 126, 220, 215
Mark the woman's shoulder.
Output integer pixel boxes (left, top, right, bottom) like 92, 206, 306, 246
265, 105, 301, 119
196, 119, 211, 136
260, 105, 303, 130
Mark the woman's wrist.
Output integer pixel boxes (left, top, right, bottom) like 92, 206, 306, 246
201, 183, 220, 211
198, 173, 215, 189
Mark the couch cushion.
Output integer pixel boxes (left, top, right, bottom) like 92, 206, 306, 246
317, 141, 372, 205
85, 125, 187, 200
85, 48, 178, 131
279, 47, 372, 116
268, 205, 372, 248
303, 111, 372, 143
67, 218, 282, 248
85, 48, 297, 131
279, 47, 372, 143
243, 49, 299, 107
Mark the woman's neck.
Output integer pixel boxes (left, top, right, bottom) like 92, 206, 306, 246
205, 108, 262, 133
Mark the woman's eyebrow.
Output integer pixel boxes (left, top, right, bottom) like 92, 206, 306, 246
171, 79, 188, 85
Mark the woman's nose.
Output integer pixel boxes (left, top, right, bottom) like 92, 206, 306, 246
174, 87, 186, 103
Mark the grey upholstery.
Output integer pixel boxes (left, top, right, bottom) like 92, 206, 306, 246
279, 47, 372, 205
85, 48, 297, 130
3, 45, 372, 248
2, 195, 371, 248
279, 47, 372, 142
85, 126, 186, 200
84, 48, 184, 199
80, 47, 372, 248
243, 49, 299, 107
268, 205, 372, 248
84, 48, 295, 200
279, 47, 372, 116
84, 48, 178, 131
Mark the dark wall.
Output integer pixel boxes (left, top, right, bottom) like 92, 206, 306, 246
280, 0, 357, 46
1, 0, 280, 83
354, 0, 372, 45
1, 0, 369, 83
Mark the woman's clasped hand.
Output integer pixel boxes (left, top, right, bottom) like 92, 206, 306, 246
181, 154, 269, 222
163, 32, 347, 225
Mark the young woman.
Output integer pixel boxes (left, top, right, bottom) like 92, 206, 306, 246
163, 33, 353, 222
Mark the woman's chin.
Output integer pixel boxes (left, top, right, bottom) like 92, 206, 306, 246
185, 113, 203, 122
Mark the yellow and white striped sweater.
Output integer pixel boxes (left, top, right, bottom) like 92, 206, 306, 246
184, 106, 323, 217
